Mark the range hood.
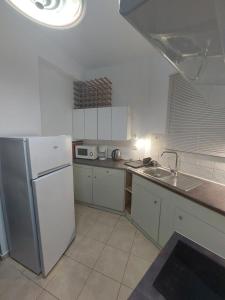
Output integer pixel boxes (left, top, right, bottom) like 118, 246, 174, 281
120, 0, 225, 85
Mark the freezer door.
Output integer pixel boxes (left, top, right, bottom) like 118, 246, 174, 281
33, 166, 75, 276
28, 136, 72, 179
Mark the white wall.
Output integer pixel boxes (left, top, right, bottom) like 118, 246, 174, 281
39, 59, 74, 136
0, 1, 84, 137
85, 50, 173, 137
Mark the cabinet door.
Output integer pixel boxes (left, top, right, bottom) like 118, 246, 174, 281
93, 167, 125, 211
112, 107, 130, 141
74, 165, 93, 204
98, 107, 112, 140
73, 109, 85, 140
84, 108, 98, 140
132, 182, 161, 241
174, 208, 225, 259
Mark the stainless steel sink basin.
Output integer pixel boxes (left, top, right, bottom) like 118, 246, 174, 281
143, 167, 171, 178
142, 167, 203, 192
161, 173, 203, 192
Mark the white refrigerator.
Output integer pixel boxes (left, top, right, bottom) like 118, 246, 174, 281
0, 135, 75, 276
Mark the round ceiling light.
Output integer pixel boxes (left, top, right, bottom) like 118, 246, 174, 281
5, 0, 86, 29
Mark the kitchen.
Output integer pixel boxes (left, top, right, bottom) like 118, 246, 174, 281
1, 0, 225, 299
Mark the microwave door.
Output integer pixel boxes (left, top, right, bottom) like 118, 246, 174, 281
77, 148, 88, 157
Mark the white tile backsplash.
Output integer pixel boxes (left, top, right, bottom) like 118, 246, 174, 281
84, 136, 225, 185
153, 135, 225, 185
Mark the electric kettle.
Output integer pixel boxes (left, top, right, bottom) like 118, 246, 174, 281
111, 149, 121, 161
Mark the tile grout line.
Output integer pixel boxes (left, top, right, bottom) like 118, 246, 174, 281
118, 227, 137, 295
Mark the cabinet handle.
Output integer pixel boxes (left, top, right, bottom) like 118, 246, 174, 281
178, 215, 183, 221
106, 170, 110, 174
154, 200, 157, 204
88, 176, 91, 178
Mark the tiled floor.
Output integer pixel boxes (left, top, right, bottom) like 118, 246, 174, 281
0, 204, 160, 300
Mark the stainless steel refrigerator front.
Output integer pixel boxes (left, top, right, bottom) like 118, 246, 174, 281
0, 136, 75, 275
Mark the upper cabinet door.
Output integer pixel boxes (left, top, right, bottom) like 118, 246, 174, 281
84, 108, 98, 140
98, 107, 112, 140
112, 106, 131, 141
73, 109, 85, 140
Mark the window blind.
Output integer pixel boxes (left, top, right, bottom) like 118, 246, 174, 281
167, 74, 225, 157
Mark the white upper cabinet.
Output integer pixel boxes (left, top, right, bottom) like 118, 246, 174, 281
98, 107, 112, 140
84, 108, 98, 140
73, 106, 130, 141
73, 109, 84, 140
112, 106, 131, 141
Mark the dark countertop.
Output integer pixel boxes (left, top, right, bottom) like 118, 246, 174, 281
74, 158, 131, 170
73, 158, 225, 217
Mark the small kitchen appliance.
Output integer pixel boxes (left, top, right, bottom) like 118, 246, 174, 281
98, 145, 108, 161
75, 145, 98, 160
112, 149, 121, 161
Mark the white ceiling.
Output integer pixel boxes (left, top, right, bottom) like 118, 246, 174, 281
2, 0, 154, 70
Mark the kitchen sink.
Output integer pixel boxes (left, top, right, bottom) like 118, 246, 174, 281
143, 167, 172, 178
141, 167, 203, 192
161, 173, 203, 192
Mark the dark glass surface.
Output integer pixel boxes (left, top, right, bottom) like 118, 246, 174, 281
153, 241, 225, 300
77, 148, 88, 156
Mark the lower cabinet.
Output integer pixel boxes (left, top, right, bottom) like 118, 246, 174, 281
159, 187, 225, 259
93, 167, 125, 211
74, 164, 125, 212
132, 175, 161, 241
74, 165, 93, 204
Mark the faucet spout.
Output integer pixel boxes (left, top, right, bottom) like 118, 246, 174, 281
161, 151, 179, 176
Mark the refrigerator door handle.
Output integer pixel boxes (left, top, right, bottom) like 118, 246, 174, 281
36, 164, 71, 178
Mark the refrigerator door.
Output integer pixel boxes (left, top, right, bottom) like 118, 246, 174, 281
33, 165, 75, 276
0, 138, 41, 273
28, 136, 72, 179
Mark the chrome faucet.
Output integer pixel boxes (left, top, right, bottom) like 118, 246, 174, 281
161, 151, 179, 176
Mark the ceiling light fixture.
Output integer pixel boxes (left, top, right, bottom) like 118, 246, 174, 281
5, 0, 86, 29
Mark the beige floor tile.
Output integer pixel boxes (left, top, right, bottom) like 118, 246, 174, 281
76, 205, 100, 219
76, 214, 97, 235
22, 268, 55, 288
3, 257, 26, 273
0, 274, 43, 300
22, 255, 64, 289
65, 234, 84, 255
118, 217, 137, 229
37, 290, 58, 300
78, 270, 120, 300
0, 262, 24, 296
107, 221, 136, 252
77, 207, 101, 223
86, 221, 114, 243
132, 232, 159, 262
45, 256, 91, 300
117, 285, 133, 300
94, 245, 129, 282
75, 204, 92, 215
66, 236, 104, 268
123, 255, 151, 289
97, 211, 120, 228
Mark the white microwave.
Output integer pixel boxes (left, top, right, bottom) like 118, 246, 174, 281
75, 145, 98, 160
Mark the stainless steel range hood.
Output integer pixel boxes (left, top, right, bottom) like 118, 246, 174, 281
120, 0, 225, 85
